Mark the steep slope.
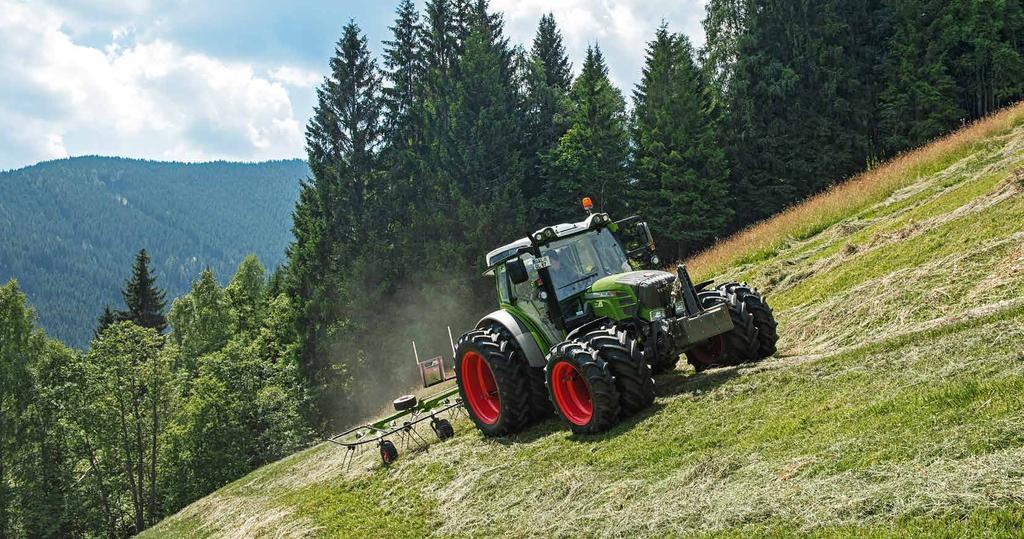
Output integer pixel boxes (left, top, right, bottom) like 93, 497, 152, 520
145, 103, 1024, 537
0, 157, 308, 347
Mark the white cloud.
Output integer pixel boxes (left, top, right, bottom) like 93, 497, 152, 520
0, 0, 306, 170
269, 66, 323, 88
490, 0, 708, 93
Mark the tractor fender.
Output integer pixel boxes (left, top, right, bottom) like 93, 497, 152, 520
477, 310, 547, 368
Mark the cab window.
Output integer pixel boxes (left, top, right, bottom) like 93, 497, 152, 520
496, 265, 512, 304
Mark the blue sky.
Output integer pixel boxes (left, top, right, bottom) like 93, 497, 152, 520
0, 0, 707, 171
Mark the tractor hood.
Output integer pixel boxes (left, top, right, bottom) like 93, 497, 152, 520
591, 270, 676, 309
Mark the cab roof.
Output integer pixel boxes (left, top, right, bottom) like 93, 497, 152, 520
484, 213, 611, 269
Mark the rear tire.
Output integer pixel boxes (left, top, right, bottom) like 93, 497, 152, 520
455, 327, 531, 437
577, 325, 655, 416
723, 283, 778, 359
545, 340, 621, 434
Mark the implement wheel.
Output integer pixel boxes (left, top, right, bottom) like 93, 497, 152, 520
545, 340, 621, 434
431, 418, 454, 441
455, 327, 531, 437
379, 440, 398, 466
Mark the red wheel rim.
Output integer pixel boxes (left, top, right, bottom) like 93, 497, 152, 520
688, 335, 724, 367
461, 351, 500, 425
551, 361, 593, 426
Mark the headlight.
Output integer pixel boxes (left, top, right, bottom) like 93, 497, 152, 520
649, 308, 666, 321
650, 255, 660, 266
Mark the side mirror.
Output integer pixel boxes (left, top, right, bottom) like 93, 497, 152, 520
636, 222, 654, 249
506, 258, 529, 284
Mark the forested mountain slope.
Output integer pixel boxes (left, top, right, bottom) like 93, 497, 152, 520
0, 157, 308, 347
144, 106, 1024, 537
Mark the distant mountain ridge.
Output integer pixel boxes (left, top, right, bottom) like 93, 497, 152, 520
0, 156, 309, 348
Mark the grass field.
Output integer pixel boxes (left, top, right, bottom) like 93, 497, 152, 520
144, 102, 1024, 538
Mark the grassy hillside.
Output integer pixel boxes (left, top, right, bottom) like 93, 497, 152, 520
0, 157, 308, 347
145, 103, 1024, 538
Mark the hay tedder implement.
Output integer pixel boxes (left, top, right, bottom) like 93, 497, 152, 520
327, 332, 465, 467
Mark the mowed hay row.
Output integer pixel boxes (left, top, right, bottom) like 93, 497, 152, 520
687, 101, 1024, 279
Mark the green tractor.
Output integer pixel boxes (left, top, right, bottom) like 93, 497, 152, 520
454, 200, 778, 436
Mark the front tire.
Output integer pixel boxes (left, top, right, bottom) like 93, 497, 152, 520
686, 288, 759, 369
723, 283, 778, 359
455, 327, 531, 437
577, 325, 655, 416
545, 340, 621, 434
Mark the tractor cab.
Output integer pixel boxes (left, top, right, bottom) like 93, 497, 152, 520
485, 210, 653, 339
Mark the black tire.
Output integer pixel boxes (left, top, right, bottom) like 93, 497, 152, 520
577, 325, 655, 415
393, 394, 417, 411
545, 340, 621, 434
644, 327, 679, 374
431, 418, 454, 441
379, 440, 398, 466
483, 323, 551, 421
723, 282, 778, 359
687, 289, 759, 368
454, 326, 531, 437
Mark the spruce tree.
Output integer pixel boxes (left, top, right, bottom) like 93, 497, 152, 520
531, 14, 572, 91
632, 27, 731, 258
288, 21, 382, 432
120, 249, 167, 333
94, 305, 117, 339
549, 45, 630, 222
878, 0, 963, 155
450, 16, 527, 263
523, 14, 573, 225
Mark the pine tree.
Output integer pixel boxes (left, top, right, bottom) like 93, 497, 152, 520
450, 14, 527, 259
531, 14, 572, 91
632, 27, 731, 258
288, 21, 383, 432
120, 249, 167, 333
549, 45, 630, 222
94, 305, 118, 339
523, 14, 573, 225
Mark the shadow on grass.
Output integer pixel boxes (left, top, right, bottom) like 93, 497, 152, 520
493, 365, 744, 445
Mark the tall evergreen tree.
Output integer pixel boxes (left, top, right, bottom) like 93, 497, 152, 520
549, 45, 630, 222
531, 14, 572, 91
288, 21, 383, 432
450, 14, 527, 260
120, 249, 167, 333
523, 14, 573, 225
94, 304, 117, 339
632, 27, 731, 258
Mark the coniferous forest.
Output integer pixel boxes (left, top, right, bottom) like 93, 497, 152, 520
1, 0, 1021, 536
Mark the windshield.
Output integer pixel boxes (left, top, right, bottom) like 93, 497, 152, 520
541, 228, 631, 300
